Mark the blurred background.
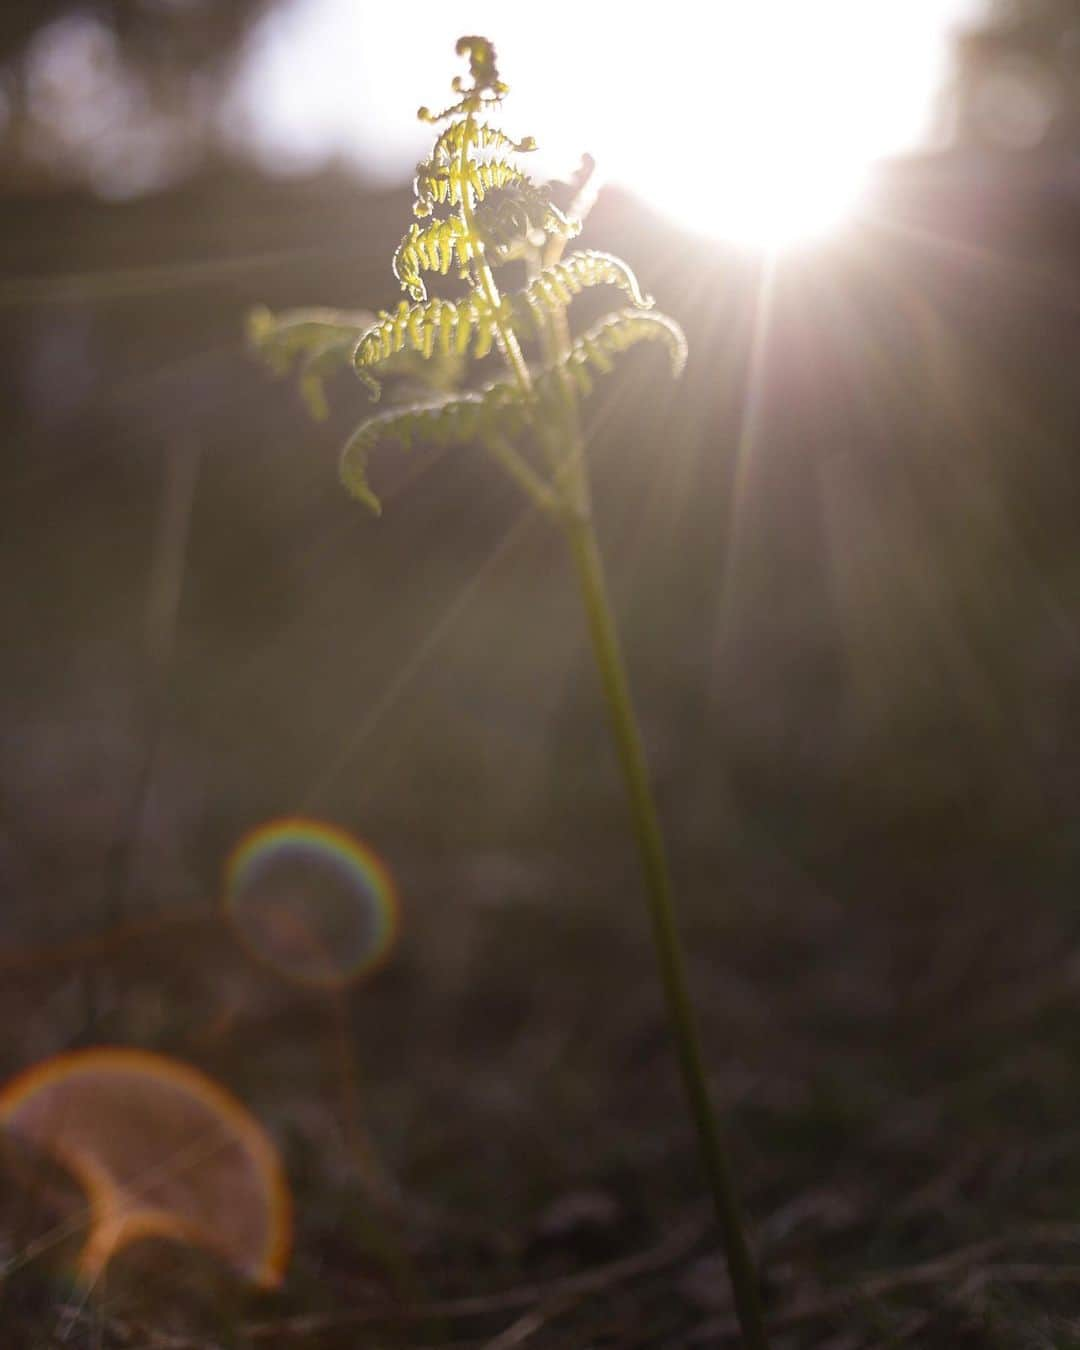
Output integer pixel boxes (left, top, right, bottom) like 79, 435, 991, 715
2, 2, 1080, 1344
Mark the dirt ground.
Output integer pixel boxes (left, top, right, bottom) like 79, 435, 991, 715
3, 772, 1080, 1347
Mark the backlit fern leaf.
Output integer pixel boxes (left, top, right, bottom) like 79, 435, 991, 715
473, 180, 578, 260
247, 305, 375, 418
515, 251, 652, 331
474, 124, 536, 156
340, 381, 529, 514
392, 217, 471, 302
297, 337, 359, 420
427, 122, 534, 169
353, 293, 513, 395
250, 36, 687, 520
247, 306, 374, 370
414, 157, 530, 216
541, 310, 688, 398
427, 120, 467, 167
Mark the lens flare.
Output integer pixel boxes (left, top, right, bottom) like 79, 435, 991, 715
224, 817, 399, 989
0, 1047, 291, 1287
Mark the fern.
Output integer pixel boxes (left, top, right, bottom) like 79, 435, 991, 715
248, 36, 688, 515
513, 251, 653, 332
247, 305, 375, 419
353, 252, 655, 399
340, 380, 526, 513
391, 217, 471, 302
353, 293, 513, 396
249, 37, 686, 514
246, 39, 770, 1350
549, 309, 689, 397
414, 155, 529, 216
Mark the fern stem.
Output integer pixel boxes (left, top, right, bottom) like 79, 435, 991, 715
562, 509, 769, 1350
458, 115, 534, 397
483, 434, 558, 513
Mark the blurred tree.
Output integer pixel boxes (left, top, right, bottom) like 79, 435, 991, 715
0, 0, 274, 194
948, 0, 1080, 148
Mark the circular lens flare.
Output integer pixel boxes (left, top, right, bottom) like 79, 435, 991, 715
0, 1048, 291, 1287
224, 818, 400, 989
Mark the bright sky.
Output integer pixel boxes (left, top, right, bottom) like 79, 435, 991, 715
229, 0, 984, 247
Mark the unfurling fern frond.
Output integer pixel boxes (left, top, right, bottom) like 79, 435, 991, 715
418, 122, 537, 202
542, 310, 689, 398
414, 157, 530, 217
392, 218, 472, 302
474, 124, 536, 157
353, 293, 513, 395
250, 35, 687, 518
340, 381, 528, 514
514, 251, 653, 332
417, 35, 507, 124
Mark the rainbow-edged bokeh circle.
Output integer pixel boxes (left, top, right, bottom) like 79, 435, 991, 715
224, 817, 400, 989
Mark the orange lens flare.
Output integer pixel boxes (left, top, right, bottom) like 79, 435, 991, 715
0, 1048, 291, 1287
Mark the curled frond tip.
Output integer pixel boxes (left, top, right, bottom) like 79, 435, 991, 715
419, 35, 507, 123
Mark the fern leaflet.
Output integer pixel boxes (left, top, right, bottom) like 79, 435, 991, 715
340, 380, 529, 513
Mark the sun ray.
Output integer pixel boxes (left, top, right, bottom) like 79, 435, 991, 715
0, 241, 365, 307
860, 207, 1080, 310
299, 497, 541, 811
711, 251, 779, 709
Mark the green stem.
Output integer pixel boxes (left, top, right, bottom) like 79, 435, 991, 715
562, 509, 769, 1350
459, 115, 533, 397
484, 434, 559, 514
456, 108, 765, 1342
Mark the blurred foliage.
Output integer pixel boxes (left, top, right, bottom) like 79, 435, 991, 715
989, 0, 1080, 21
951, 0, 1080, 148
0, 0, 273, 192
0, 0, 270, 68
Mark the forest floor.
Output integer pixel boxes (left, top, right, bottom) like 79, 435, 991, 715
3, 807, 1080, 1349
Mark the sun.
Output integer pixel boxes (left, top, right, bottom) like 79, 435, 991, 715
238, 0, 971, 251
520, 3, 960, 251
602, 114, 874, 252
